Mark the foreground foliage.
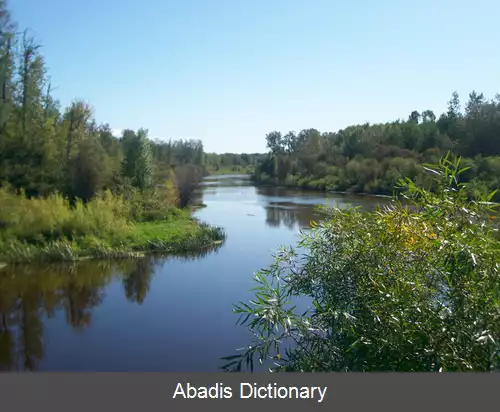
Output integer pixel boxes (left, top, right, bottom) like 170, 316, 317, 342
226, 155, 500, 372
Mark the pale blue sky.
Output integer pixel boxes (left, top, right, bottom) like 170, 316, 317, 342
10, 0, 500, 153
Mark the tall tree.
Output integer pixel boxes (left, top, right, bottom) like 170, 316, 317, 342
121, 128, 153, 190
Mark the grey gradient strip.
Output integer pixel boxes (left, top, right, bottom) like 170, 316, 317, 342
0, 373, 497, 412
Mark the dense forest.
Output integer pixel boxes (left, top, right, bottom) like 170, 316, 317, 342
0, 4, 205, 204
0, 3, 230, 263
253, 92, 500, 201
0, 2, 258, 205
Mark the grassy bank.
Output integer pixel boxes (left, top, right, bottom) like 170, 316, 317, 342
0, 188, 225, 264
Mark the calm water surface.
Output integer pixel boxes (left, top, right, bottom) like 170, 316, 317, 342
0, 175, 389, 371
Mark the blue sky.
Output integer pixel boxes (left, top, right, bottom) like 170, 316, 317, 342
10, 0, 500, 153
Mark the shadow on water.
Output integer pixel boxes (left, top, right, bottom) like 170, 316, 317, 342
0, 244, 222, 371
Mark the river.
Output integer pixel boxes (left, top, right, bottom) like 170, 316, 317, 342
0, 175, 389, 371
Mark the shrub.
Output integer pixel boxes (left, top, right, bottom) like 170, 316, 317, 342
117, 174, 179, 222
307, 178, 327, 190
0, 187, 130, 244
226, 154, 500, 372
322, 173, 340, 191
284, 175, 299, 187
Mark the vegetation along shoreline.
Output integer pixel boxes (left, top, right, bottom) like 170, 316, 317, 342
0, 187, 226, 265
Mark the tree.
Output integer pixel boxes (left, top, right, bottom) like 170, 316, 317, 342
121, 128, 153, 190
253, 91, 500, 201
64, 100, 93, 162
19, 32, 42, 141
282, 131, 297, 154
134, 128, 153, 189
448, 91, 462, 118
266, 131, 283, 154
409, 110, 421, 123
421, 110, 436, 123
0, 2, 16, 137
68, 137, 108, 201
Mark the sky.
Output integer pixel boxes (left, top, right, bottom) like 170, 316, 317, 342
9, 0, 500, 154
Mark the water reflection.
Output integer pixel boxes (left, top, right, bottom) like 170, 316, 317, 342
0, 176, 397, 372
265, 202, 321, 230
123, 259, 155, 305
256, 185, 390, 209
0, 244, 222, 371
257, 186, 389, 230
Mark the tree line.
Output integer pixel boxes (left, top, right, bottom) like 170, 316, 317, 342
0, 2, 210, 208
253, 91, 500, 201
204, 152, 265, 174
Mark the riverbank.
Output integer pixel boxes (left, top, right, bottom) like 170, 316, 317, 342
0, 188, 226, 264
250, 174, 395, 199
250, 175, 500, 210
0, 213, 225, 264
0, 173, 383, 372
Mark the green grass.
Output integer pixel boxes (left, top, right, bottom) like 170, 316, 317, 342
0, 187, 226, 263
0, 209, 226, 263
126, 214, 224, 251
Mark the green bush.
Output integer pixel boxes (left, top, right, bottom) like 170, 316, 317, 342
0, 187, 130, 244
226, 154, 500, 372
307, 178, 327, 190
284, 175, 299, 187
297, 177, 311, 188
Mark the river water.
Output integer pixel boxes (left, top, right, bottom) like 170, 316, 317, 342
0, 175, 389, 371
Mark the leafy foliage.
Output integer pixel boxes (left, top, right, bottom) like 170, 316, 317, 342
0, 5, 210, 206
0, 185, 226, 263
0, 2, 230, 262
204, 152, 266, 175
226, 155, 500, 372
253, 95, 500, 202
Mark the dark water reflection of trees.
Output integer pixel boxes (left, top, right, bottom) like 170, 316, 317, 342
265, 203, 321, 229
259, 186, 389, 230
0, 245, 222, 371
